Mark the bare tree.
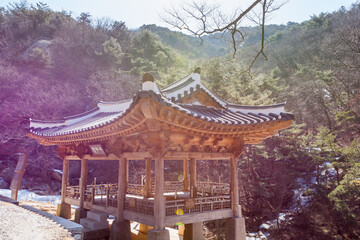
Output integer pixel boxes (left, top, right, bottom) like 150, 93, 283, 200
163, 0, 286, 74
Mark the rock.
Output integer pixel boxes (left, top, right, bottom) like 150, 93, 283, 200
25, 165, 42, 177
259, 223, 270, 231
20, 40, 52, 63
246, 231, 268, 240
0, 177, 9, 189
52, 170, 62, 182
30, 182, 49, 192
0, 167, 14, 182
33, 190, 47, 196
258, 231, 267, 239
50, 180, 61, 192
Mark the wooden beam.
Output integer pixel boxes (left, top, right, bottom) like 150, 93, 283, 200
165, 209, 233, 226
123, 152, 152, 160
66, 154, 119, 161
126, 158, 129, 187
123, 211, 155, 227
164, 151, 232, 160
117, 156, 127, 220
66, 155, 81, 160
154, 156, 165, 230
230, 154, 240, 217
243, 138, 264, 144
61, 157, 70, 203
183, 158, 189, 192
189, 158, 197, 198
144, 158, 152, 198
79, 158, 88, 209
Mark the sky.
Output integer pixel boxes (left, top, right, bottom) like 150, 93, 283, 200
0, 0, 357, 29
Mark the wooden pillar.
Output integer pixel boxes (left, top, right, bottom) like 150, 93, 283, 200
154, 156, 165, 230
230, 155, 240, 217
61, 157, 69, 203
125, 159, 129, 186
145, 158, 152, 197
117, 156, 127, 220
183, 158, 189, 191
189, 158, 197, 198
79, 158, 88, 209
109, 155, 131, 240
58, 156, 71, 219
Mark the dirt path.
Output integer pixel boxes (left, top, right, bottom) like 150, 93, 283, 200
0, 201, 73, 240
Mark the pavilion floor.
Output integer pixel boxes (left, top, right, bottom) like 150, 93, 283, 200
65, 182, 233, 226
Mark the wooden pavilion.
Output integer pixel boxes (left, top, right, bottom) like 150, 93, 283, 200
28, 68, 293, 240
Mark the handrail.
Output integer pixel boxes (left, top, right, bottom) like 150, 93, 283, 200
124, 197, 154, 215
165, 195, 231, 216
65, 184, 231, 217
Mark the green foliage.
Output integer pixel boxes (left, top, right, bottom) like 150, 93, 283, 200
239, 124, 313, 229
129, 30, 175, 75
140, 24, 232, 58
307, 13, 332, 29
201, 59, 287, 105
97, 37, 123, 67
77, 12, 91, 24
328, 164, 360, 225
336, 110, 355, 124
31, 2, 51, 27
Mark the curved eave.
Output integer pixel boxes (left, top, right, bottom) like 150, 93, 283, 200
28, 91, 294, 145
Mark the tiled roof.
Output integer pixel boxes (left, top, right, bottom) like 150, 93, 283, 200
29, 90, 294, 137
29, 70, 294, 138
30, 112, 123, 136
161, 72, 227, 107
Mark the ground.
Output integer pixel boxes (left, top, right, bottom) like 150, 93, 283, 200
0, 200, 73, 240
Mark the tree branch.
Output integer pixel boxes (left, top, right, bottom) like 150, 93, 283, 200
163, 0, 286, 74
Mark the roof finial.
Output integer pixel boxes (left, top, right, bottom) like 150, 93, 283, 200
142, 73, 155, 83
194, 67, 201, 74
142, 72, 160, 93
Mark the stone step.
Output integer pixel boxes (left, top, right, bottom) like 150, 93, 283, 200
86, 211, 108, 222
83, 227, 110, 240
80, 218, 109, 231
0, 195, 19, 205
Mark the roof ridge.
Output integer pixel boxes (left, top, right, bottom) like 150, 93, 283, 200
30, 119, 65, 124
98, 98, 133, 105
161, 77, 195, 94
227, 102, 286, 109
64, 106, 100, 120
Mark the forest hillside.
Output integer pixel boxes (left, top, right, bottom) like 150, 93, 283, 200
0, 2, 359, 239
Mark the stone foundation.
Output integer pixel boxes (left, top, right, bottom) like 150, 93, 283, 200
147, 229, 170, 240
184, 222, 203, 240
56, 202, 71, 219
225, 217, 246, 240
109, 219, 131, 240
74, 208, 87, 223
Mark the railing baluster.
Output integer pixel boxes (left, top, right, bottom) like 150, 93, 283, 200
106, 185, 109, 208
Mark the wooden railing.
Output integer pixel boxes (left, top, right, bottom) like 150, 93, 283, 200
165, 195, 231, 216
127, 184, 145, 195
127, 181, 184, 196
164, 181, 183, 192
66, 184, 118, 207
124, 197, 154, 215
65, 185, 80, 199
197, 182, 230, 196
65, 182, 231, 214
